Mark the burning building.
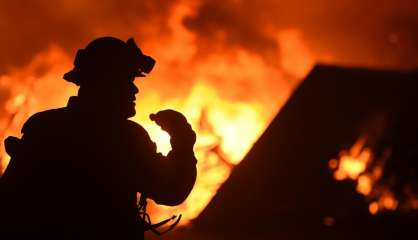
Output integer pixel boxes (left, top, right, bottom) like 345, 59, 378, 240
0, 0, 418, 238
172, 65, 418, 240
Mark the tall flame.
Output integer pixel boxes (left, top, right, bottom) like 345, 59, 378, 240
0, 1, 315, 225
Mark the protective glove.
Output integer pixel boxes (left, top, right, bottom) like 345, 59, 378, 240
150, 109, 196, 151
4, 136, 22, 158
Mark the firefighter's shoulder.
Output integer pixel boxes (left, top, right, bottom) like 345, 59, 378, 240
124, 120, 156, 149
125, 120, 152, 138
21, 108, 68, 135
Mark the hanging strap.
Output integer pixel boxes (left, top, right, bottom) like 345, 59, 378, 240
137, 194, 182, 235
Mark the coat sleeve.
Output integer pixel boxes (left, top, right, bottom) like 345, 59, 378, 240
127, 121, 197, 206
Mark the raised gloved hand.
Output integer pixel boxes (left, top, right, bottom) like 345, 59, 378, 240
4, 136, 22, 158
150, 109, 196, 151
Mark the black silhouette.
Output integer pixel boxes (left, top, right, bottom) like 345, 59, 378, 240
0, 37, 197, 239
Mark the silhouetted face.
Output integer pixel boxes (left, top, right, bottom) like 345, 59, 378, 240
104, 70, 139, 119
84, 69, 139, 119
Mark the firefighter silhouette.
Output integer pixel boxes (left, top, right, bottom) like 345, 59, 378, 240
0, 37, 197, 239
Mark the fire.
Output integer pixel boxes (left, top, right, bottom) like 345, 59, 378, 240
0, 1, 315, 226
132, 83, 269, 223
331, 137, 372, 181
329, 135, 400, 214
0, 46, 75, 172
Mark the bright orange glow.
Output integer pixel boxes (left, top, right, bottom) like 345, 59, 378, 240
357, 175, 373, 195
131, 83, 270, 223
369, 190, 399, 214
369, 202, 379, 215
0, 1, 315, 225
329, 135, 402, 215
381, 193, 398, 210
332, 137, 372, 180
277, 29, 316, 79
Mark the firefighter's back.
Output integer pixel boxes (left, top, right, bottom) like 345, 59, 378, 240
1, 106, 142, 238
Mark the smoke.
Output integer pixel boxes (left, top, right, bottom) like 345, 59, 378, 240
0, 0, 181, 73
1, 0, 417, 73
184, 0, 418, 69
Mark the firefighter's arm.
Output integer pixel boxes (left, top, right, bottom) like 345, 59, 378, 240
2, 113, 46, 187
137, 110, 197, 206
1, 137, 22, 184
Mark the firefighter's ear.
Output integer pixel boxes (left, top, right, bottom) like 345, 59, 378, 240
4, 136, 22, 157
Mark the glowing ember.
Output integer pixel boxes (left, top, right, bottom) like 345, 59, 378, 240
357, 175, 373, 195
323, 216, 335, 227
368, 190, 399, 215
329, 135, 401, 215
331, 136, 372, 181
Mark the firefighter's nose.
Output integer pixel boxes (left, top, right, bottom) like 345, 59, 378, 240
132, 84, 139, 94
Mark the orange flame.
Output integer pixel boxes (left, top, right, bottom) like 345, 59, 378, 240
0, 1, 315, 225
331, 137, 372, 181
329, 136, 400, 214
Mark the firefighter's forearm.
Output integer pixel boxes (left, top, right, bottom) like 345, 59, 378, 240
146, 109, 197, 205
150, 149, 197, 206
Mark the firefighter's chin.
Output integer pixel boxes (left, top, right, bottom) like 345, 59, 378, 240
126, 102, 136, 118
110, 101, 136, 119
